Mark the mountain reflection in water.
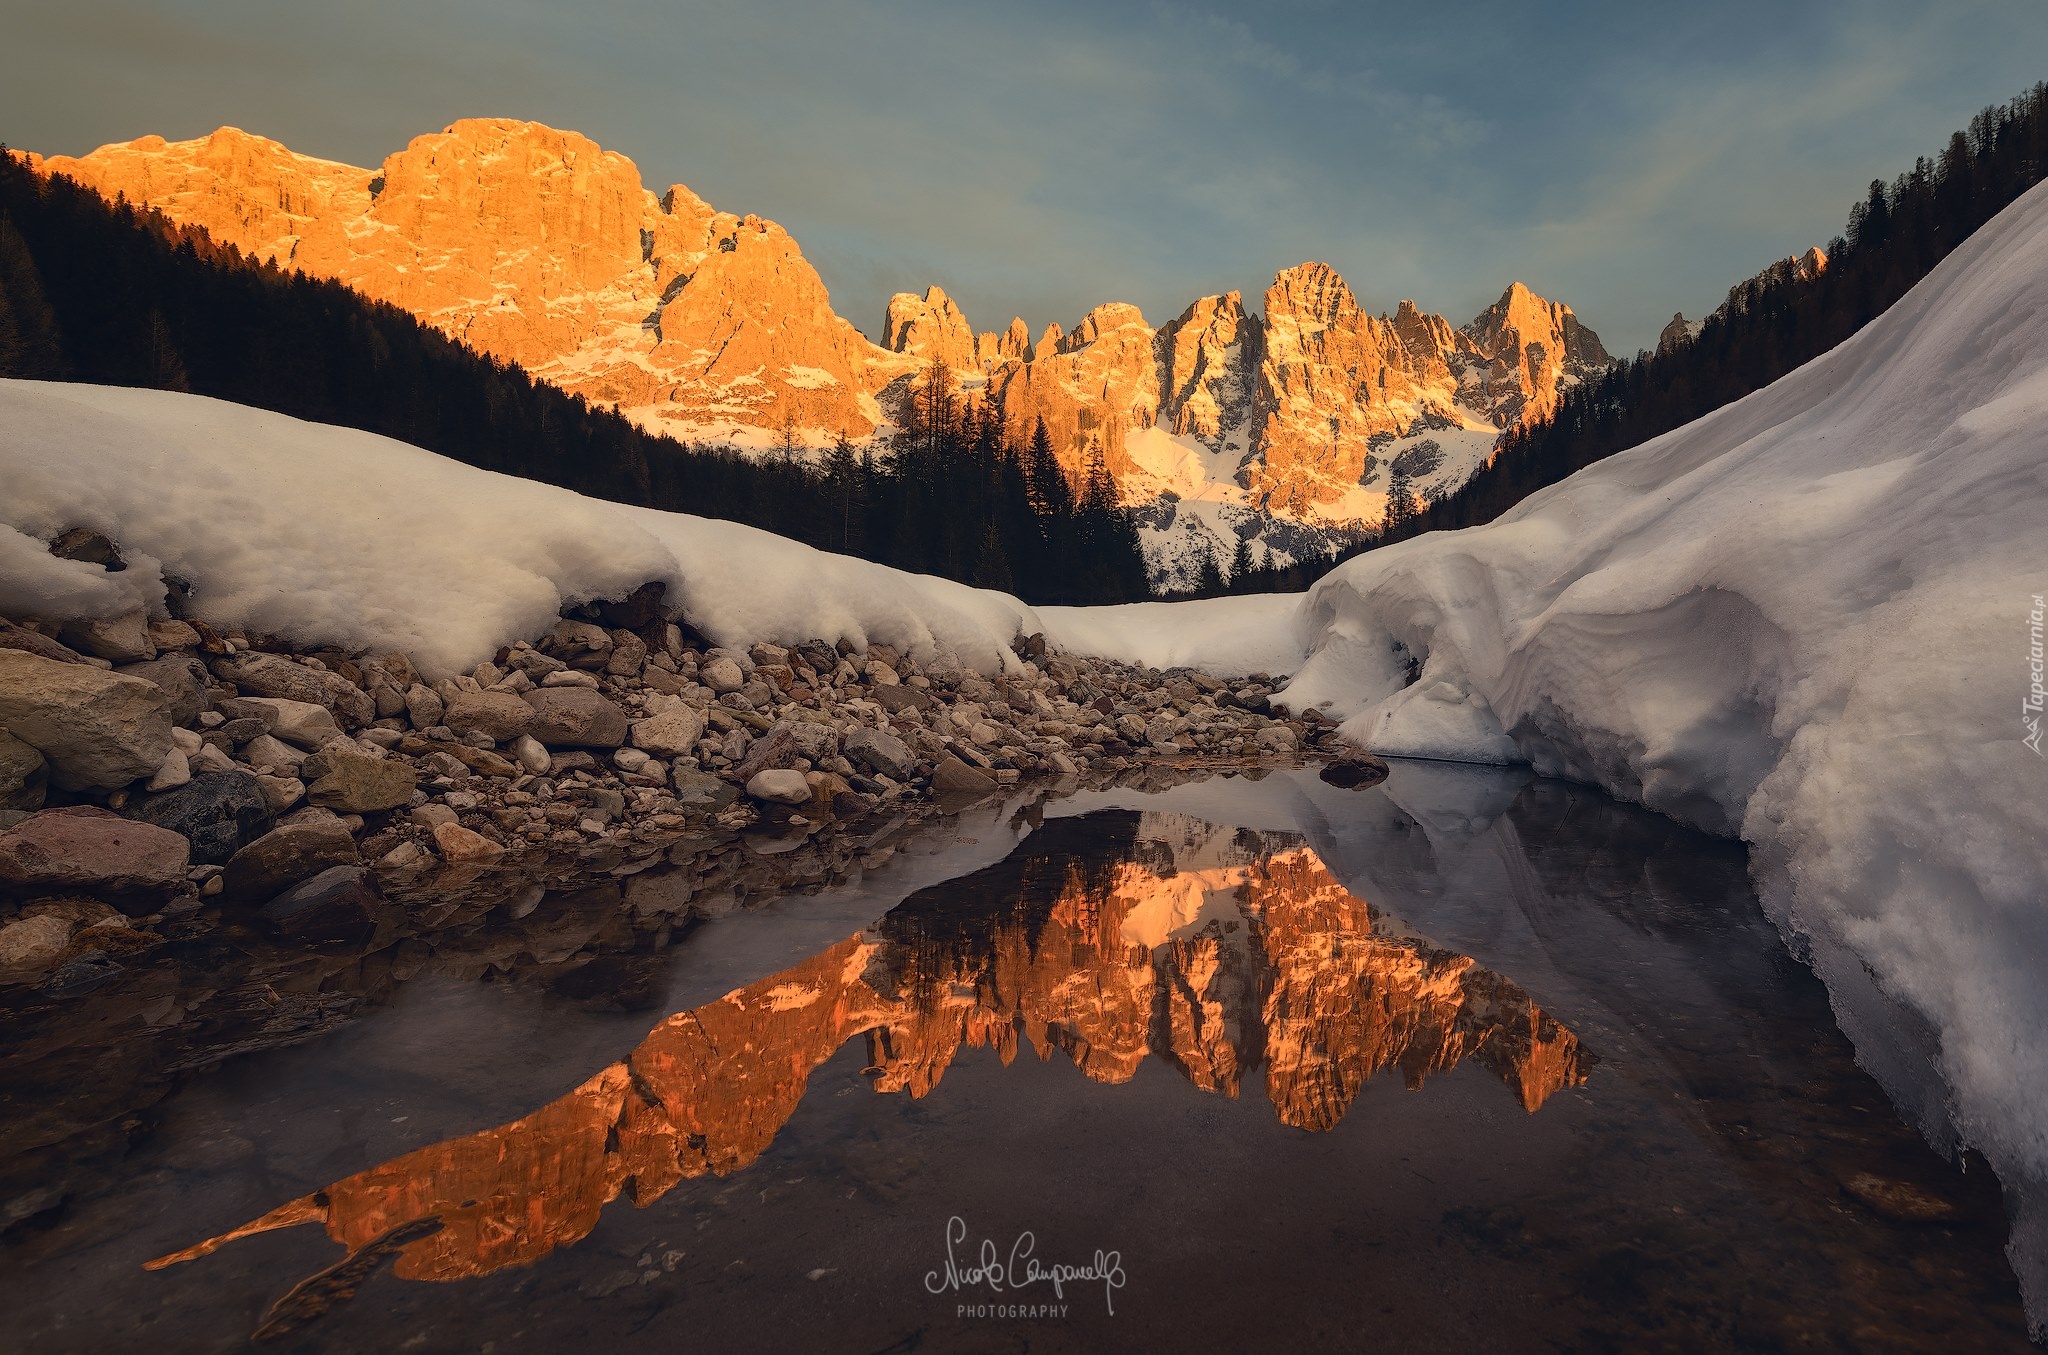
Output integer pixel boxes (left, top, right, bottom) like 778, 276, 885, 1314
148, 811, 1586, 1297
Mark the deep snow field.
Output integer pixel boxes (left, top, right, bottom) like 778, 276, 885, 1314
4, 178, 2048, 1324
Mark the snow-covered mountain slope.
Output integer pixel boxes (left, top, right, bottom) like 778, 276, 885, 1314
1262, 180, 2048, 1325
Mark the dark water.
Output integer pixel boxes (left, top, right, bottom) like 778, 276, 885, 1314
0, 765, 2031, 1353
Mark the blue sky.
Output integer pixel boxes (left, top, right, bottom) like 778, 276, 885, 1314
7, 0, 2048, 352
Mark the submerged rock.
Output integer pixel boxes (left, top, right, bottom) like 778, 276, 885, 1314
259, 864, 378, 943
220, 820, 361, 905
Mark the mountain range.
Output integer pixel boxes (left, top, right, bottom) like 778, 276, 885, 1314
31, 118, 1614, 585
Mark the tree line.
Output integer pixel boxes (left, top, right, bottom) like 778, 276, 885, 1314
0, 151, 1151, 606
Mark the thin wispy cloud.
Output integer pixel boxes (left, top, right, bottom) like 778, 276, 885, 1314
4, 0, 2044, 350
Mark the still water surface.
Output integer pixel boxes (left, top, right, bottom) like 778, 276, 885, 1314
0, 765, 2030, 1352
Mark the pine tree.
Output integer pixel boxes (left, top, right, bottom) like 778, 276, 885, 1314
972, 523, 1014, 591
1383, 467, 1417, 533
1195, 542, 1225, 596
1229, 533, 1253, 584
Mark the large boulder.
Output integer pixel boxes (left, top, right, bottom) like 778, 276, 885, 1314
522, 688, 628, 749
443, 691, 535, 742
628, 706, 706, 758
115, 651, 213, 725
0, 650, 173, 790
0, 806, 189, 911
302, 745, 417, 813
0, 732, 48, 811
220, 820, 360, 905
211, 651, 375, 728
122, 771, 276, 865
259, 865, 378, 943
845, 726, 915, 780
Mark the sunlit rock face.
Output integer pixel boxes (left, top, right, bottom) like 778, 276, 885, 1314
883, 285, 977, 374
35, 121, 1609, 578
148, 813, 1585, 1298
40, 121, 892, 440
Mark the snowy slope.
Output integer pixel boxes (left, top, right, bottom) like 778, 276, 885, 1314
1268, 181, 2048, 1321
0, 383, 1050, 678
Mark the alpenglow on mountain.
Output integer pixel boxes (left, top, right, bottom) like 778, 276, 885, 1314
33, 119, 1613, 586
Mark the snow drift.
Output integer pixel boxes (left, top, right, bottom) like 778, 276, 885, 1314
1274, 180, 2048, 1319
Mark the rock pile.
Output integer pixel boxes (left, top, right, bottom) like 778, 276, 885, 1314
0, 562, 1343, 978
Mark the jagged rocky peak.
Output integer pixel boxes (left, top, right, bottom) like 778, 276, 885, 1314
882, 284, 976, 371
1458, 281, 1612, 426
989, 303, 1160, 477
1658, 312, 1701, 355
1158, 291, 1255, 446
974, 316, 1032, 368
1063, 301, 1151, 352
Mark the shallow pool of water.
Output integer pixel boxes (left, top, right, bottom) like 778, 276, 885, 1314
0, 765, 2030, 1352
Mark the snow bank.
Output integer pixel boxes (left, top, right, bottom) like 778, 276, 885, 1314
1276, 181, 2048, 1320
0, 382, 1050, 678
1038, 594, 1301, 678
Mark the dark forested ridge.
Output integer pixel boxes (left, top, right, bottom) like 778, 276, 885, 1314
0, 152, 1151, 607
1270, 81, 2048, 586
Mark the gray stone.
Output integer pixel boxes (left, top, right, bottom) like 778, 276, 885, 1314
510, 734, 552, 774
669, 768, 738, 809
629, 706, 706, 758
304, 746, 418, 814
871, 685, 936, 715
444, 691, 536, 742
0, 650, 173, 791
211, 652, 374, 727
404, 683, 445, 730
60, 609, 155, 663
523, 688, 628, 749
115, 651, 212, 725
241, 733, 306, 772
699, 656, 745, 694
226, 697, 341, 750
844, 726, 915, 780
145, 748, 191, 792
123, 771, 276, 865
220, 820, 360, 905
259, 865, 378, 943
0, 731, 48, 811
252, 774, 305, 814
745, 769, 811, 805
930, 755, 998, 796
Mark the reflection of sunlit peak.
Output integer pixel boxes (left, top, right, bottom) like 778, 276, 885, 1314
1111, 861, 1256, 950
761, 983, 824, 1012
